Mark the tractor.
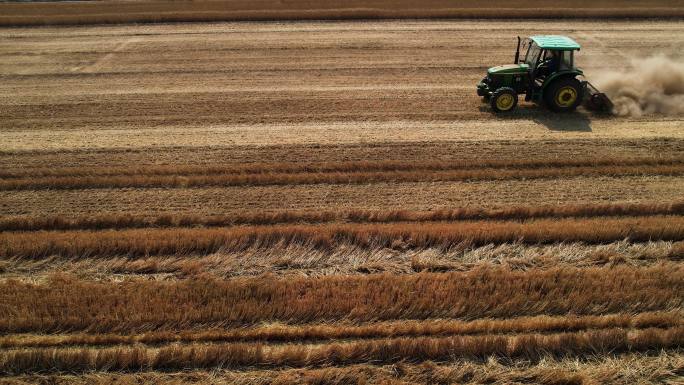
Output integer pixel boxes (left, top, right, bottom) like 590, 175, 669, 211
477, 35, 612, 113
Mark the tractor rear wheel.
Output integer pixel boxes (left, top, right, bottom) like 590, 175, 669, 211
490, 87, 518, 113
545, 77, 583, 112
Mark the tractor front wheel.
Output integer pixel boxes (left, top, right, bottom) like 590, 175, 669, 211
490, 87, 518, 113
545, 77, 583, 112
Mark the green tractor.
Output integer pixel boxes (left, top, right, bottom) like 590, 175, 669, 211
477, 35, 612, 113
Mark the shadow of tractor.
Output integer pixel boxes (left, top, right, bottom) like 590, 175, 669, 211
478, 102, 601, 132
533, 112, 593, 132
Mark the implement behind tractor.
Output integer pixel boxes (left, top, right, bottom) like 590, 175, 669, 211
477, 35, 613, 113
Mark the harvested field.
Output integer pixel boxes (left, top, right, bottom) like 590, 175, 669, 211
1, 175, 682, 217
2, 201, 683, 232
1, 0, 683, 26
3, 216, 684, 259
3, 311, 681, 348
2, 240, 682, 280
3, 265, 682, 332
2, 328, 684, 374
1, 11, 683, 384
3, 354, 683, 385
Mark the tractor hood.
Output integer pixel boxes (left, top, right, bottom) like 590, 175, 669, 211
488, 63, 529, 75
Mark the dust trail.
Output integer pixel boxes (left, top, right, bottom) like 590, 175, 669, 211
593, 56, 684, 117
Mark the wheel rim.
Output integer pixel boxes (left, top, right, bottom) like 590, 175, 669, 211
496, 94, 514, 110
555, 86, 578, 107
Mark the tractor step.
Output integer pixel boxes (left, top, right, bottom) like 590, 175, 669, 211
582, 81, 614, 112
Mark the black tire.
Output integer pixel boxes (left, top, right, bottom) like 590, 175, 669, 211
544, 77, 584, 112
490, 87, 518, 113
480, 77, 490, 102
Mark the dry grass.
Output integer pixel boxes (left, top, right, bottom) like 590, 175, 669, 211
1, 241, 681, 280
1, 0, 682, 26
1, 327, 683, 374
2, 216, 683, 259
1, 312, 679, 349
4, 139, 681, 170
2, 201, 683, 232
2, 352, 682, 384
1, 265, 681, 333
3, 157, 679, 179
4, 176, 682, 219
2, 164, 682, 191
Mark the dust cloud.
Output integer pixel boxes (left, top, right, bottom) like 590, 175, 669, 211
594, 56, 684, 117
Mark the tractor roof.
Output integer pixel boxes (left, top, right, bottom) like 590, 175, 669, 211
530, 35, 581, 51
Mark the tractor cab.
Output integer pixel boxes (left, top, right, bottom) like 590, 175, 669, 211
522, 36, 580, 87
477, 35, 612, 113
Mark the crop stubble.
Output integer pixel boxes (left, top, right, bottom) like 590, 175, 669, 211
2, 0, 684, 26
0, 16, 683, 383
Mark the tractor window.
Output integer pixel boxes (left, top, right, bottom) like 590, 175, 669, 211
559, 50, 574, 70
524, 42, 541, 67
537, 50, 574, 73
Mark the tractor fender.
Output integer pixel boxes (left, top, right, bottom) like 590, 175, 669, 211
540, 70, 583, 96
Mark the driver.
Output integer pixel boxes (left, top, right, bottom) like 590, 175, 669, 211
538, 51, 560, 78
548, 51, 561, 73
